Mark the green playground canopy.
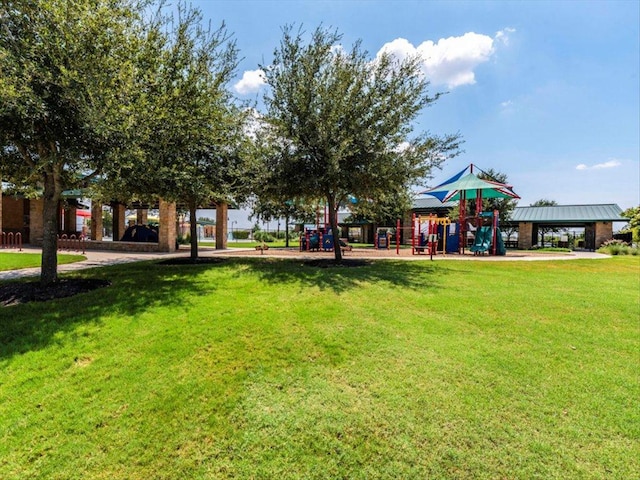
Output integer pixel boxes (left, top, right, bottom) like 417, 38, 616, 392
422, 166, 520, 203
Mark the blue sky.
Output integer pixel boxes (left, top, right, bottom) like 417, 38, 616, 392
193, 0, 639, 226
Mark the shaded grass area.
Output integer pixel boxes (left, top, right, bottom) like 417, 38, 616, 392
0, 257, 638, 479
0, 252, 86, 272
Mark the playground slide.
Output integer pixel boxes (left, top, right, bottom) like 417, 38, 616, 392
495, 228, 506, 255
470, 226, 492, 253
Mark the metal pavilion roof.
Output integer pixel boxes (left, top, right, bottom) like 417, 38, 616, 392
508, 204, 627, 223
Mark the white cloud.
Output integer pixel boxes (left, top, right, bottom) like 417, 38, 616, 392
500, 100, 514, 108
234, 69, 266, 95
575, 159, 622, 171
495, 27, 516, 46
377, 28, 514, 89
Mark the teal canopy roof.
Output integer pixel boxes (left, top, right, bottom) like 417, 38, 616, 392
509, 204, 627, 223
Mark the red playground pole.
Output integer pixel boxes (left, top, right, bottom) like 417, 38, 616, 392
411, 213, 416, 254
492, 209, 499, 256
396, 218, 400, 255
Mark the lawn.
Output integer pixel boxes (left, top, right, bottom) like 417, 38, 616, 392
0, 252, 86, 272
0, 256, 638, 479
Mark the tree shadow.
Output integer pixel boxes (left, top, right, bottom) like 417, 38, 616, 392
0, 257, 449, 361
233, 257, 449, 294
0, 260, 219, 361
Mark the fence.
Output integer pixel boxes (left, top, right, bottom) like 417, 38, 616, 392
57, 234, 86, 254
1, 231, 23, 251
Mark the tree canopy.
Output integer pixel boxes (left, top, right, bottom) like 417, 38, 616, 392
0, 0, 147, 284
257, 25, 461, 260
109, 4, 249, 259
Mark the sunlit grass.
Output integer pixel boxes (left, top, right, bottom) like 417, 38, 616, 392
0, 256, 638, 479
0, 252, 86, 271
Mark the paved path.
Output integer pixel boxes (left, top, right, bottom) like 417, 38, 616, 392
0, 246, 609, 281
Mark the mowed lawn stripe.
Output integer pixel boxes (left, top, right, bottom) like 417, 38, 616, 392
0, 257, 637, 479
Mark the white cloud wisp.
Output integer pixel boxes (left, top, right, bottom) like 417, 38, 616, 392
575, 159, 622, 171
377, 28, 514, 89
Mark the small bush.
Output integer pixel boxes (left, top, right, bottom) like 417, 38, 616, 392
232, 230, 250, 240
254, 231, 275, 242
598, 239, 639, 256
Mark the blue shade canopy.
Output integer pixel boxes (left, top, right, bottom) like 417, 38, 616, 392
424, 166, 467, 202
422, 168, 520, 202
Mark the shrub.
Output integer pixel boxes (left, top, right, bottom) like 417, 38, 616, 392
232, 230, 250, 240
254, 231, 275, 242
598, 239, 639, 256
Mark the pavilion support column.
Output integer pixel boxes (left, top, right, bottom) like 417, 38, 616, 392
595, 221, 612, 248
137, 208, 148, 225
158, 199, 177, 252
0, 183, 3, 235
215, 203, 228, 250
91, 203, 103, 241
29, 199, 44, 246
65, 207, 77, 233
518, 222, 533, 250
112, 202, 126, 241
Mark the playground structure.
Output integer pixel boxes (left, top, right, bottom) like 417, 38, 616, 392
375, 227, 392, 250
468, 210, 506, 256
422, 164, 520, 256
411, 214, 452, 256
299, 227, 352, 253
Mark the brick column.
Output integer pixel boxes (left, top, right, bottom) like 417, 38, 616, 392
112, 202, 126, 241
137, 208, 148, 225
215, 202, 228, 250
91, 202, 103, 241
518, 222, 533, 250
29, 198, 44, 245
158, 199, 177, 252
595, 221, 613, 248
65, 207, 77, 233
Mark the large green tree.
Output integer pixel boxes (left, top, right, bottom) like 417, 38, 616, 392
121, 3, 248, 260
620, 206, 639, 244
258, 26, 461, 261
0, 0, 146, 284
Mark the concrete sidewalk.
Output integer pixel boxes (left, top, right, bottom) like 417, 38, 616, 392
0, 246, 610, 281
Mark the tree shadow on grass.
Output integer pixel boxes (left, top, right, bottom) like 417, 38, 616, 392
233, 257, 450, 294
0, 260, 220, 361
0, 257, 449, 361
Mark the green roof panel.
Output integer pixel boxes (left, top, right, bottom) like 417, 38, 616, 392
509, 204, 626, 223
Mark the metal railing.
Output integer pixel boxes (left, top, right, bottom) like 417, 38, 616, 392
57, 234, 86, 254
1, 231, 23, 251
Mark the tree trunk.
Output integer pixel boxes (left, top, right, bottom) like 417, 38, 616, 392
327, 196, 342, 262
189, 200, 199, 260
285, 215, 290, 248
40, 165, 63, 286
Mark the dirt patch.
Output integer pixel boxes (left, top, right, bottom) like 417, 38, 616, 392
303, 259, 371, 268
0, 279, 111, 307
157, 257, 227, 266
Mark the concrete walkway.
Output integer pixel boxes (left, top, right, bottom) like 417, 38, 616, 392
0, 246, 610, 281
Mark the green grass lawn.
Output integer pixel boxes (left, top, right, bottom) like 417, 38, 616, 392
0, 256, 638, 479
0, 252, 86, 271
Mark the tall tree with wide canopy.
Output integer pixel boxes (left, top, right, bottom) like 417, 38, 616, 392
0, 0, 146, 285
118, 3, 249, 260
259, 26, 461, 261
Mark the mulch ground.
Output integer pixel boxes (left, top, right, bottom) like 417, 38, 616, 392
0, 279, 111, 307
